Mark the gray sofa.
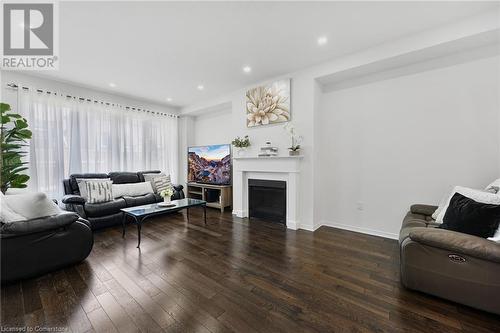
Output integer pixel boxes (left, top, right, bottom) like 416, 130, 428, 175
399, 204, 500, 315
1, 211, 93, 283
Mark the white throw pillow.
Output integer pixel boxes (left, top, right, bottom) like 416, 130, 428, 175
112, 182, 153, 199
77, 178, 111, 200
1, 192, 61, 221
432, 190, 452, 220
488, 227, 500, 243
435, 186, 500, 223
485, 178, 500, 194
143, 173, 166, 193
0, 192, 26, 222
86, 180, 113, 203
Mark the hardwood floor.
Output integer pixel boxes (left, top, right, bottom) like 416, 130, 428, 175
2, 208, 500, 332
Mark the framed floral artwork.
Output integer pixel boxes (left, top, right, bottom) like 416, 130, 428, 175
246, 79, 290, 127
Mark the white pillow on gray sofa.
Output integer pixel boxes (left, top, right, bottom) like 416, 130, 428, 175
77, 178, 111, 200
1, 192, 61, 222
86, 180, 114, 203
485, 178, 500, 194
112, 182, 153, 199
0, 192, 26, 222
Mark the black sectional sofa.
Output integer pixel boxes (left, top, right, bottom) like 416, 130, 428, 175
62, 170, 184, 230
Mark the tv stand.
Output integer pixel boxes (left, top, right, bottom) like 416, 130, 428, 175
186, 183, 232, 212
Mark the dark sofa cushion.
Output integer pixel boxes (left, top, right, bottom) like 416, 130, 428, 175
84, 198, 127, 217
69, 173, 108, 195
440, 193, 500, 238
109, 172, 140, 184
122, 193, 157, 207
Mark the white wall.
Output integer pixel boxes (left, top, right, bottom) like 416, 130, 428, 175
317, 55, 500, 238
193, 109, 233, 146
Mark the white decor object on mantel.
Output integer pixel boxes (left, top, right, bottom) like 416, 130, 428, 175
232, 155, 302, 230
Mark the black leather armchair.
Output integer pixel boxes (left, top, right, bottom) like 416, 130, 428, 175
62, 170, 185, 230
1, 212, 93, 283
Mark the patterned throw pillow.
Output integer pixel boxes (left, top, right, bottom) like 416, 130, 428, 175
77, 178, 110, 200
153, 175, 172, 194
143, 173, 166, 193
85, 181, 113, 203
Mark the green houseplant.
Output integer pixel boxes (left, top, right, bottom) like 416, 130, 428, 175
0, 103, 32, 194
232, 135, 250, 156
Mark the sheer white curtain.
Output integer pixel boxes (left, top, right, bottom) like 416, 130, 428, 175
17, 88, 178, 199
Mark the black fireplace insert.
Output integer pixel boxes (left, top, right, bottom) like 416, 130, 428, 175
248, 179, 286, 224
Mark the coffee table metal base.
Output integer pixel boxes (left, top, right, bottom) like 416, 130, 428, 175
122, 205, 207, 248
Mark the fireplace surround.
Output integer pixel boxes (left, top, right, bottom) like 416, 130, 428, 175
232, 156, 302, 229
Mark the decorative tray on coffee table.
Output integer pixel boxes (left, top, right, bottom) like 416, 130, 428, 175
158, 202, 176, 208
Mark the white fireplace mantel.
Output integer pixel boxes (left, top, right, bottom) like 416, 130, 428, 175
232, 156, 302, 229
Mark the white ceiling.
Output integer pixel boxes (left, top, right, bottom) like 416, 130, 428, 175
28, 1, 499, 108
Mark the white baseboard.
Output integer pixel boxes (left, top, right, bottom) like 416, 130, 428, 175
287, 219, 298, 230
298, 223, 320, 232
232, 209, 246, 217
318, 220, 399, 240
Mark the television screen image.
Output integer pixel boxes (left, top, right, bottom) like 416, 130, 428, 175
188, 144, 231, 185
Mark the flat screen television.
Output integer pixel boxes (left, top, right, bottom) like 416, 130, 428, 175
188, 144, 231, 185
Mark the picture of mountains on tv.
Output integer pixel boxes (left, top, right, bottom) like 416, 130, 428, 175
188, 144, 231, 185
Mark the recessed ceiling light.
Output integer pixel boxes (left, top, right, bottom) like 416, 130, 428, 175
109, 82, 116, 88
166, 97, 173, 102
317, 36, 328, 46
243, 66, 252, 73
197, 85, 204, 91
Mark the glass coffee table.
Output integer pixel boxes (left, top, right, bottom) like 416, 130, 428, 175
121, 198, 207, 248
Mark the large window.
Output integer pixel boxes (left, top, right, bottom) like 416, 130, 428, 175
17, 89, 178, 198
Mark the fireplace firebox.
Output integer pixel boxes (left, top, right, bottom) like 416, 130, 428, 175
248, 179, 286, 224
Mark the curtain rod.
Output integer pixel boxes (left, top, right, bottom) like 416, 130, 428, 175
5, 83, 179, 118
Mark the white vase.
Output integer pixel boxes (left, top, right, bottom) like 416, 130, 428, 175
163, 197, 171, 204
237, 147, 248, 156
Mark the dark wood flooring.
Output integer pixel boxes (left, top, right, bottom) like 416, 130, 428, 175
2, 208, 500, 332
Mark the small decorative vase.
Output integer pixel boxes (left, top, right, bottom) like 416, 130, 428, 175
237, 147, 247, 157
289, 149, 300, 156
163, 196, 171, 204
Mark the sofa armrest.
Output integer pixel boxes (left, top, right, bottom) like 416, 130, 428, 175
410, 204, 438, 217
1, 212, 81, 237
173, 184, 183, 191
62, 194, 85, 205
409, 228, 500, 263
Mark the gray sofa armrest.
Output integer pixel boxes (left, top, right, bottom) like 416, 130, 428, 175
409, 228, 500, 263
173, 184, 183, 191
0, 212, 81, 237
410, 204, 438, 217
62, 194, 85, 205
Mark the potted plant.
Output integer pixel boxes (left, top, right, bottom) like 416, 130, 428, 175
232, 135, 250, 156
159, 187, 174, 204
1, 103, 32, 194
284, 123, 302, 156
